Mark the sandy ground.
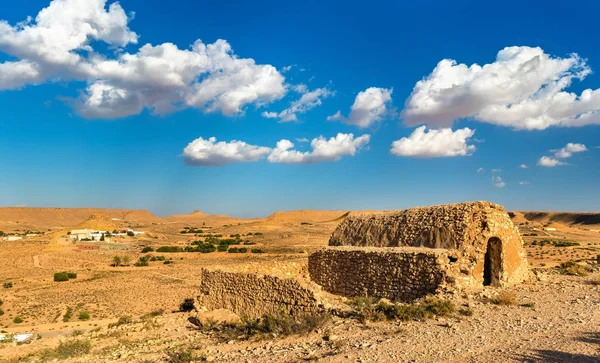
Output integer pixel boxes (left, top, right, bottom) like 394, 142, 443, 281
0, 208, 599, 362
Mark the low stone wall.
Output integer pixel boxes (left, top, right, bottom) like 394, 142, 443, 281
198, 269, 320, 318
308, 247, 453, 302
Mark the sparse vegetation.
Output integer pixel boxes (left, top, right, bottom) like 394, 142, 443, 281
108, 315, 133, 328
112, 256, 122, 267
165, 347, 196, 363
251, 249, 265, 254
3, 282, 13, 289
349, 297, 456, 323
490, 291, 517, 306
141, 246, 154, 253
156, 246, 184, 253
41, 339, 92, 359
557, 261, 591, 276
78, 311, 90, 320
458, 307, 474, 316
54, 272, 69, 282
520, 303, 535, 308
13, 317, 23, 324
134, 256, 150, 267
63, 307, 73, 322
228, 247, 248, 253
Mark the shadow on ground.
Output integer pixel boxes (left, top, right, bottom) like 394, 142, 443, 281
516, 332, 600, 362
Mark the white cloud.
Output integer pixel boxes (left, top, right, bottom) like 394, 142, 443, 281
328, 87, 393, 128
520, 164, 529, 169
538, 142, 587, 167
477, 167, 485, 173
0, 0, 287, 118
537, 156, 565, 167
402, 46, 600, 130
295, 137, 309, 143
552, 143, 587, 159
493, 176, 506, 188
519, 181, 529, 185
183, 137, 272, 166
261, 87, 334, 122
390, 126, 476, 158
281, 65, 293, 72
491, 168, 502, 173
267, 133, 370, 164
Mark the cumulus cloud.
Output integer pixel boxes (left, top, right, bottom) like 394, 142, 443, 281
261, 87, 334, 122
268, 133, 370, 164
0, 0, 287, 118
520, 164, 529, 169
552, 143, 587, 158
402, 46, 600, 130
183, 137, 272, 166
519, 181, 529, 185
390, 126, 476, 158
493, 176, 506, 188
184, 133, 370, 166
328, 87, 393, 128
537, 156, 566, 167
538, 142, 587, 167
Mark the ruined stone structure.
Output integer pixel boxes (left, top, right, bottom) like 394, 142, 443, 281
198, 269, 320, 318
309, 201, 528, 300
309, 247, 453, 302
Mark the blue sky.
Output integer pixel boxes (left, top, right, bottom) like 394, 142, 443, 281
0, 0, 599, 217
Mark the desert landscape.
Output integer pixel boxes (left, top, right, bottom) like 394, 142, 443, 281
0, 204, 598, 362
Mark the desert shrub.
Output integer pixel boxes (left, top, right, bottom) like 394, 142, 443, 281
156, 246, 183, 253
111, 256, 121, 267
141, 309, 164, 320
219, 311, 330, 340
458, 307, 474, 316
66, 272, 77, 279
134, 256, 149, 267
70, 330, 84, 337
13, 317, 23, 324
197, 243, 216, 253
251, 249, 265, 254
141, 246, 154, 253
558, 261, 590, 276
63, 307, 73, 322
228, 247, 248, 253
108, 315, 133, 328
55, 339, 92, 358
0, 309, 4, 316
78, 312, 90, 321
54, 272, 69, 282
254, 232, 263, 236
127, 231, 135, 237
243, 241, 256, 245
0, 299, 3, 306
520, 303, 535, 308
596, 254, 600, 264
553, 241, 580, 247
165, 348, 195, 363
350, 297, 456, 323
490, 291, 516, 306
3, 282, 13, 289
179, 298, 195, 312
217, 244, 228, 252
163, 260, 174, 265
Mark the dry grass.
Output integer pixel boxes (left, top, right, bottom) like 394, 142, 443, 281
491, 291, 517, 306
349, 297, 456, 322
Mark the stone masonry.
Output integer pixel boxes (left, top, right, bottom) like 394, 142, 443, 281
308, 247, 453, 302
198, 269, 320, 319
326, 201, 529, 287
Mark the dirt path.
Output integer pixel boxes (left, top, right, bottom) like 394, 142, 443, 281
33, 255, 41, 268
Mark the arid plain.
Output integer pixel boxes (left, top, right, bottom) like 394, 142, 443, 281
0, 206, 599, 362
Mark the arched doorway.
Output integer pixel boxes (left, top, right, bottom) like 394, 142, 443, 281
483, 237, 502, 286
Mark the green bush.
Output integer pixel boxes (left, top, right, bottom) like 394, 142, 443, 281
251, 249, 265, 254
112, 256, 122, 267
350, 297, 456, 323
163, 260, 174, 265
217, 244, 228, 252
596, 254, 600, 264
67, 272, 77, 279
141, 246, 154, 253
54, 272, 69, 282
3, 282, 13, 289
63, 307, 73, 322
228, 247, 248, 253
134, 257, 149, 267
156, 246, 183, 253
0, 308, 4, 316
78, 312, 90, 320
13, 317, 23, 324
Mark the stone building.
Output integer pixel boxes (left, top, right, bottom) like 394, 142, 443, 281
309, 201, 529, 301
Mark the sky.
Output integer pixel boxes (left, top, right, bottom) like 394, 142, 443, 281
0, 0, 599, 217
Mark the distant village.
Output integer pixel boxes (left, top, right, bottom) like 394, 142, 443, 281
68, 228, 144, 242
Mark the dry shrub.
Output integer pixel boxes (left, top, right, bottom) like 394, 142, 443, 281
491, 291, 516, 306
40, 339, 92, 360
349, 297, 456, 322
558, 261, 590, 277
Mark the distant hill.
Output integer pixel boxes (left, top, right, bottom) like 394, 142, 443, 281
512, 211, 600, 226
0, 207, 164, 230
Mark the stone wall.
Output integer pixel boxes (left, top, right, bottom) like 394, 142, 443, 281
308, 247, 453, 302
329, 201, 529, 286
198, 269, 320, 319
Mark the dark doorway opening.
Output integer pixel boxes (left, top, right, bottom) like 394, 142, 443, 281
483, 237, 502, 286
